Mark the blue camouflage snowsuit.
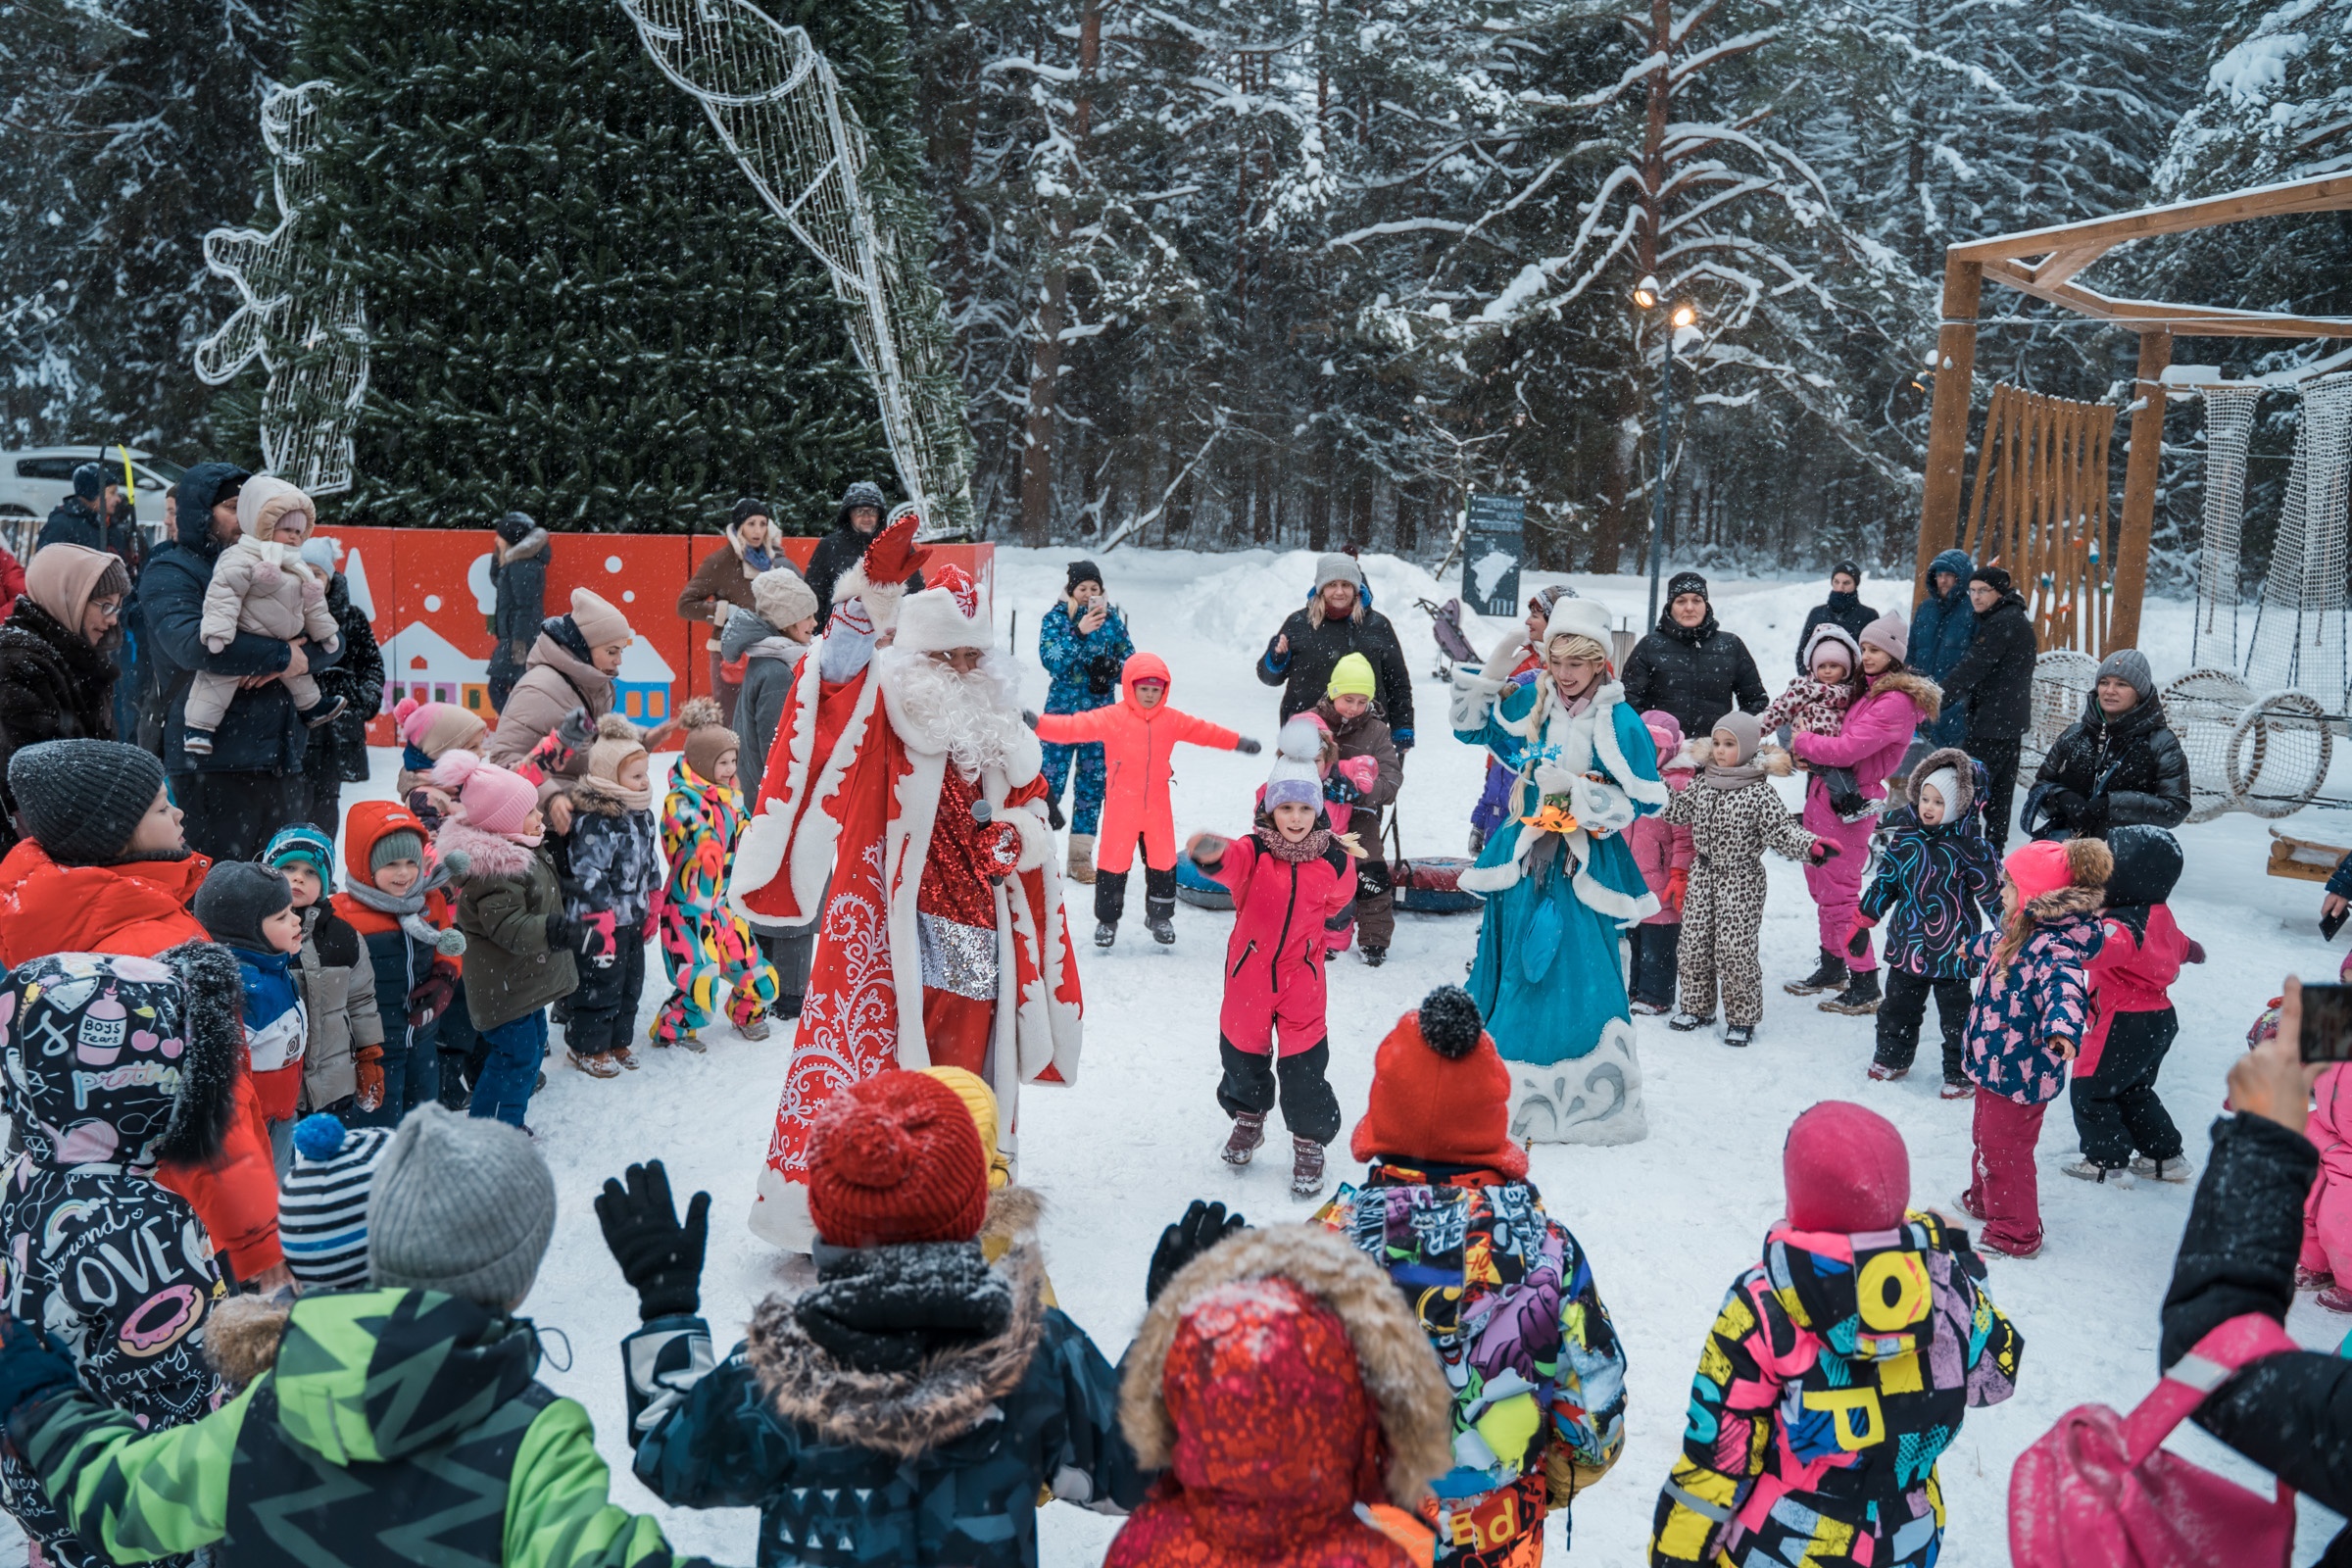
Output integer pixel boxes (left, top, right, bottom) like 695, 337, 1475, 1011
1037, 601, 1133, 836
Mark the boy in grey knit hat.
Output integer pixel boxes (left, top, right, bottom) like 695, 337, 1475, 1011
370, 1103, 557, 1309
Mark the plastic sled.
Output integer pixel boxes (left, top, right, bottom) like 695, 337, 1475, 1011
1396, 855, 1481, 914
1174, 855, 1234, 910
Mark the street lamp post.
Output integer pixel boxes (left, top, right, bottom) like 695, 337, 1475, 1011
1635, 276, 1695, 626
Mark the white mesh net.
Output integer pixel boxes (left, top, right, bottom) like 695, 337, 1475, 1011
194, 82, 368, 497
620, 0, 973, 529
2245, 372, 2352, 702
2193, 384, 2261, 668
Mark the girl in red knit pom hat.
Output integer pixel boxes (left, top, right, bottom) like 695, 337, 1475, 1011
1317, 985, 1627, 1567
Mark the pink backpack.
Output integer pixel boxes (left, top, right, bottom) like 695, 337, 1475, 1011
2009, 1312, 2302, 1567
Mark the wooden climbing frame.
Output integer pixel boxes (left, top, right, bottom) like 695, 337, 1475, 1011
1963, 385, 2116, 654
1914, 172, 2352, 651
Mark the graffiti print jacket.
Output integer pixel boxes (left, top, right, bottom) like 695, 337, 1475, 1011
0, 946, 243, 1568
1649, 1215, 2022, 1568
1321, 1161, 1628, 1561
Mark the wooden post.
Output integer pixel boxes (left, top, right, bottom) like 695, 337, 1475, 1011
2107, 328, 2172, 653
1913, 257, 1983, 607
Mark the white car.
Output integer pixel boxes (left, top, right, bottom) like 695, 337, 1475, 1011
0, 446, 183, 561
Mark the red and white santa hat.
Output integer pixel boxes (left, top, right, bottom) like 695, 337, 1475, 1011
895, 564, 994, 655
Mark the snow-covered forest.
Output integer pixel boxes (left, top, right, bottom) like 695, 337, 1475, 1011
2, 0, 2346, 569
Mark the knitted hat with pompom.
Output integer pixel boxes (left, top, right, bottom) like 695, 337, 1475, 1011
807, 1069, 990, 1247
679, 697, 738, 784
1348, 986, 1527, 1178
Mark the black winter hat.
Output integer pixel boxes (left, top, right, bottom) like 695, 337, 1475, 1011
494, 511, 537, 545
73, 463, 107, 502
1971, 564, 2014, 595
8, 740, 168, 866
837, 480, 887, 518
1667, 570, 1709, 602
193, 861, 294, 956
2104, 824, 2184, 907
730, 497, 770, 530
1065, 559, 1103, 597
1832, 560, 1861, 582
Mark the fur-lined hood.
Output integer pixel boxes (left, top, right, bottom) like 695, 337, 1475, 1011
1119, 1223, 1452, 1509
496, 526, 549, 566
434, 819, 540, 881
1867, 668, 1942, 723
1905, 744, 1978, 821
2023, 882, 2104, 924
744, 1246, 1048, 1460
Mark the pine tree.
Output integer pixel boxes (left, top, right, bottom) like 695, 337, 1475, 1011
0, 0, 292, 452
255, 0, 892, 532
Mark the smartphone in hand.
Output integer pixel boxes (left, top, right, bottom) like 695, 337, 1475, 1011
2326, 907, 2348, 942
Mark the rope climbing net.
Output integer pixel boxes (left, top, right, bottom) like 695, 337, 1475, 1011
193, 81, 368, 496
2192, 384, 2261, 668
2246, 371, 2352, 702
620, 0, 973, 530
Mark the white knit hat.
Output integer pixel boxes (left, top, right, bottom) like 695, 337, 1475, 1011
1919, 766, 1960, 814
1544, 596, 1613, 652
1263, 714, 1325, 810
894, 563, 994, 655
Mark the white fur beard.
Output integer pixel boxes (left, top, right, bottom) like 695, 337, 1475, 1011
877, 645, 1025, 774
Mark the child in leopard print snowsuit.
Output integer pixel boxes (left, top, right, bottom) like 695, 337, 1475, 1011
1661, 711, 1835, 1047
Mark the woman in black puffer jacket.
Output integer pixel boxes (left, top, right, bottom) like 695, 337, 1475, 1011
1619, 570, 1768, 742
2029, 648, 2188, 839
0, 544, 127, 854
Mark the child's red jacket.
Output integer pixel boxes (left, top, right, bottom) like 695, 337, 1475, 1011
1033, 652, 1242, 873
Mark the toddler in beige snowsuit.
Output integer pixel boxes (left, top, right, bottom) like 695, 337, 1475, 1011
185, 474, 345, 754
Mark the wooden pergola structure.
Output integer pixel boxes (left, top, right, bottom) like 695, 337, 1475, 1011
1912, 172, 2352, 652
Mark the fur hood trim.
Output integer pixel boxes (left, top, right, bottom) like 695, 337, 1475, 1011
981, 1183, 1044, 1250
2024, 882, 2105, 924
205, 1294, 292, 1388
497, 526, 549, 566
434, 820, 538, 881
1869, 669, 1942, 723
152, 940, 248, 1166
1118, 1223, 1452, 1508
1906, 745, 1977, 817
746, 1246, 1046, 1460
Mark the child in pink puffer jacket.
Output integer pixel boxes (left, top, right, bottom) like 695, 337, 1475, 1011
1625, 710, 1694, 1015
1189, 746, 1360, 1202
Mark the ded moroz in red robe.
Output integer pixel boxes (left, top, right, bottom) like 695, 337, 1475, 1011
727, 564, 1084, 1250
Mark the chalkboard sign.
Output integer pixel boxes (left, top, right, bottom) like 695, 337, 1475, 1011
1462, 494, 1525, 617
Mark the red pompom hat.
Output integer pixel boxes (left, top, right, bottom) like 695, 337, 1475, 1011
807, 1070, 991, 1247
1783, 1101, 1910, 1234
1348, 987, 1528, 1179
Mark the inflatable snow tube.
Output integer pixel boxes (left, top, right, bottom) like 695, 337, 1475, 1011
1174, 855, 1234, 910
1396, 856, 1482, 914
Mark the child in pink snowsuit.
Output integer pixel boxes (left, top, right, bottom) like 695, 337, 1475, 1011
2300, 953, 2352, 1311
1625, 710, 1695, 1014
1287, 712, 1378, 956
1788, 613, 1941, 1015
1187, 758, 1359, 1200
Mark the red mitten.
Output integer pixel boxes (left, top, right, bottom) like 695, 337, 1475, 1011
1663, 866, 1688, 915
862, 513, 932, 585
2185, 939, 2207, 964
1808, 840, 1841, 864
579, 910, 618, 963
406, 961, 460, 1032
354, 1047, 384, 1112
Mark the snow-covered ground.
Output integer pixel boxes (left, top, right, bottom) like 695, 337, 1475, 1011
356, 550, 2349, 1563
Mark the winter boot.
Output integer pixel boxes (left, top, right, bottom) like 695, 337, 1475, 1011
1724, 1024, 1755, 1048
1146, 890, 1177, 946
180, 726, 216, 757
1939, 1079, 1975, 1101
2322, 1286, 2352, 1314
1047, 796, 1067, 831
1667, 1012, 1707, 1032
2061, 1157, 2133, 1187
1290, 1137, 1328, 1199
2132, 1153, 2194, 1183
2297, 1265, 2335, 1291
1222, 1111, 1266, 1167
738, 1015, 771, 1042
1360, 945, 1387, 968
299, 694, 349, 730
1066, 833, 1097, 885
1820, 969, 1882, 1015
1868, 1062, 1906, 1081
1094, 920, 1117, 950
1785, 948, 1846, 996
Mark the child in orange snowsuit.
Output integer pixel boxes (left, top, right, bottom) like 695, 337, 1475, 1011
1034, 651, 1259, 949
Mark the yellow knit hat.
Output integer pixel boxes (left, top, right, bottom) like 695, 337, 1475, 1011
1327, 653, 1377, 701
920, 1066, 1012, 1190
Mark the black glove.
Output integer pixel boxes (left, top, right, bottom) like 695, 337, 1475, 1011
1324, 772, 1362, 805
0, 1316, 80, 1437
544, 911, 576, 952
1147, 1199, 1247, 1305
2046, 788, 2087, 825
595, 1160, 710, 1321
2075, 794, 2111, 835
1021, 709, 1040, 731
1235, 736, 1262, 756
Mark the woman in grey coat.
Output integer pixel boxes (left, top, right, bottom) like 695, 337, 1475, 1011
718, 565, 820, 1013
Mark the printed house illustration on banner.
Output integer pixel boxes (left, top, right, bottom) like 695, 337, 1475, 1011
615, 637, 674, 723
384, 620, 492, 717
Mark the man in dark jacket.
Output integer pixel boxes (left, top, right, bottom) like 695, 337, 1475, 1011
300, 538, 386, 841
1936, 565, 2036, 852
1255, 552, 1417, 747
1620, 570, 1767, 742
2158, 990, 2352, 1564
142, 461, 343, 862
487, 511, 548, 711
804, 480, 892, 635
2028, 649, 2188, 840
1793, 562, 1878, 674
37, 463, 144, 579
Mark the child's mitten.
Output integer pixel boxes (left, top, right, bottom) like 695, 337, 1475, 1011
575, 909, 618, 964
1807, 840, 1840, 864
406, 960, 461, 1031
1187, 831, 1228, 870
2185, 939, 2207, 964
1664, 866, 1688, 914
353, 1045, 384, 1111
300, 575, 326, 608
1235, 736, 1262, 755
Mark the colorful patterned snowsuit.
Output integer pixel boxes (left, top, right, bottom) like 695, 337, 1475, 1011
1324, 1162, 1628, 1566
1660, 778, 1817, 1028
1649, 1215, 2022, 1567
1037, 600, 1134, 836
656, 758, 779, 1042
